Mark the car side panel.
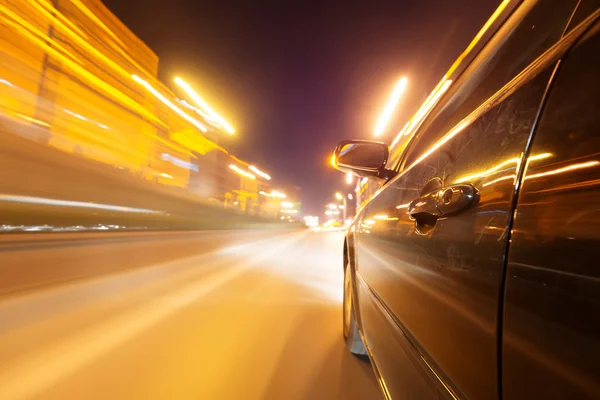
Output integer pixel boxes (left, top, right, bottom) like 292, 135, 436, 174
355, 272, 449, 399
502, 19, 600, 400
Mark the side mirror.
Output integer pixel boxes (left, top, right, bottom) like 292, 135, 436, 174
331, 140, 394, 180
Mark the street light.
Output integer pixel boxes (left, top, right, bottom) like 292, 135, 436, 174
374, 77, 408, 137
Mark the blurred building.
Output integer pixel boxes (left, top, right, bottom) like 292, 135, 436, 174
0, 0, 286, 217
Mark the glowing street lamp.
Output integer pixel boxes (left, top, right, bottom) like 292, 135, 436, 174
374, 77, 408, 137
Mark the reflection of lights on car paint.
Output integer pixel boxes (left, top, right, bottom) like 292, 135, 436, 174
396, 203, 410, 209
524, 161, 599, 181
391, 0, 511, 149
483, 174, 515, 187
482, 161, 600, 188
0, 194, 163, 214
229, 164, 256, 179
456, 153, 552, 183
249, 165, 271, 180
375, 77, 408, 137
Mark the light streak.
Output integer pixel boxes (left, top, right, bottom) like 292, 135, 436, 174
174, 77, 235, 134
229, 165, 256, 179
133, 75, 207, 132
0, 194, 162, 214
249, 165, 271, 180
375, 77, 408, 137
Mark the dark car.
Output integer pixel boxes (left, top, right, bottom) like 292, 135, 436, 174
332, 1, 600, 399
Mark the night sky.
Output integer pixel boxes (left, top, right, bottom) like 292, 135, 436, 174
102, 0, 499, 215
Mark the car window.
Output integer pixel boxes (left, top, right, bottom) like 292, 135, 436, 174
402, 0, 579, 169
566, 0, 600, 32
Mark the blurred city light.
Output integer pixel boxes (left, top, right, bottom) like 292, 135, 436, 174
229, 165, 256, 180
335, 192, 342, 200
248, 165, 272, 180
281, 209, 298, 214
346, 172, 353, 184
280, 201, 294, 208
174, 77, 235, 134
132, 75, 207, 132
338, 205, 344, 210
328, 204, 338, 210
374, 77, 408, 137
271, 191, 287, 199
348, 193, 353, 200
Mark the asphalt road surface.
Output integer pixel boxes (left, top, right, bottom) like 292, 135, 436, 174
0, 229, 381, 400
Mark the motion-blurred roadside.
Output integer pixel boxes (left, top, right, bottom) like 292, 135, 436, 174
0, 0, 301, 232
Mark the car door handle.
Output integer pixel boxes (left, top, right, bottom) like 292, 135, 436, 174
408, 184, 478, 219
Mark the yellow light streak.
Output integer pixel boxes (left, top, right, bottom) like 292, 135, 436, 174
271, 191, 287, 199
456, 153, 552, 183
249, 165, 271, 180
132, 75, 207, 132
281, 201, 294, 208
375, 77, 408, 137
229, 164, 256, 180
174, 77, 235, 134
524, 161, 599, 181
0, 5, 82, 63
32, 0, 89, 39
482, 174, 515, 187
68, 0, 125, 47
1, 8, 165, 127
374, 214, 388, 220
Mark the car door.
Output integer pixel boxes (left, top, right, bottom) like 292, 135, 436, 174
353, 1, 581, 399
502, 14, 600, 400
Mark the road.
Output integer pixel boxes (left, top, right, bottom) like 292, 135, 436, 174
0, 229, 380, 400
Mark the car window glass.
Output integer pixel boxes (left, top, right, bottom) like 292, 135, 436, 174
403, 0, 578, 169
566, 0, 600, 32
